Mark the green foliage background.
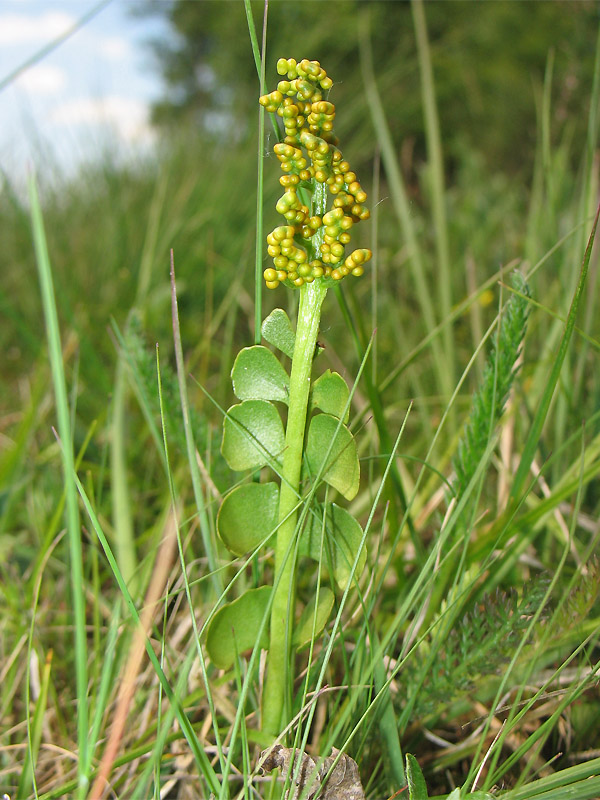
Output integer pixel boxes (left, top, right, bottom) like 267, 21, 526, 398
144, 0, 598, 173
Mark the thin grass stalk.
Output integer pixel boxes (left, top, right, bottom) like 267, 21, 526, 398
136, 169, 168, 305
232, 655, 252, 800
155, 346, 230, 792
502, 770, 600, 800
245, 0, 281, 145
37, 733, 183, 800
368, 312, 498, 635
134, 630, 206, 797
110, 174, 170, 595
411, 0, 454, 397
154, 592, 168, 800
334, 286, 422, 560
22, 429, 97, 794
369, 430, 511, 738
244, 0, 268, 344
489, 635, 600, 796
394, 443, 499, 733
487, 456, 597, 790
0, 0, 111, 91
377, 219, 585, 435
377, 260, 521, 394
170, 252, 222, 596
482, 602, 571, 790
509, 202, 600, 505
572, 27, 600, 402
88, 502, 180, 800
21, 601, 54, 797
0, 360, 46, 514
525, 100, 545, 267
540, 55, 574, 497
371, 630, 406, 793
246, 0, 268, 595
467, 528, 576, 790
89, 475, 103, 702
370, 149, 380, 391
358, 13, 451, 410
110, 359, 137, 589
541, 51, 555, 210
87, 601, 121, 762
28, 173, 90, 797
72, 470, 221, 795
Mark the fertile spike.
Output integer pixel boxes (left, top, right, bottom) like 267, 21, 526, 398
259, 59, 372, 289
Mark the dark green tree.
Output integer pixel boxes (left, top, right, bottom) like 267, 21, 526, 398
140, 0, 598, 174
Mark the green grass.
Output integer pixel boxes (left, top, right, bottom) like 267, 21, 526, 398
2, 7, 600, 800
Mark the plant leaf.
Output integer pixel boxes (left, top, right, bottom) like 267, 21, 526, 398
217, 482, 279, 555
305, 414, 360, 500
293, 587, 335, 647
311, 370, 350, 422
300, 503, 365, 589
261, 307, 296, 359
205, 586, 271, 669
406, 753, 429, 799
231, 345, 290, 403
221, 400, 285, 471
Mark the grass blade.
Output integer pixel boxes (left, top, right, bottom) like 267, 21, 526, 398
359, 12, 452, 410
243, 0, 268, 343
19, 649, 52, 798
411, 0, 454, 393
170, 252, 223, 595
509, 201, 600, 504
28, 172, 90, 797
73, 469, 221, 796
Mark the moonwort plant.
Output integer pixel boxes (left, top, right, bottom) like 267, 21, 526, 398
205, 58, 372, 739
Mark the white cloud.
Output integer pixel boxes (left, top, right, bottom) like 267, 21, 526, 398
50, 95, 153, 144
0, 11, 75, 45
16, 64, 66, 94
97, 35, 131, 62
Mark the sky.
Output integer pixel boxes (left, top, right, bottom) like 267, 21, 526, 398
0, 0, 171, 184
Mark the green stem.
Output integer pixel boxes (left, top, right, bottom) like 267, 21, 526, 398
262, 277, 328, 737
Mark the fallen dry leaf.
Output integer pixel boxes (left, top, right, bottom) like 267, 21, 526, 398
259, 744, 365, 799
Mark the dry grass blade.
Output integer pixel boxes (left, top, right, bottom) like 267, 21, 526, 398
88, 509, 179, 800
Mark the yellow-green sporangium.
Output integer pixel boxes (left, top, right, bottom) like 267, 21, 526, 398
259, 58, 372, 289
